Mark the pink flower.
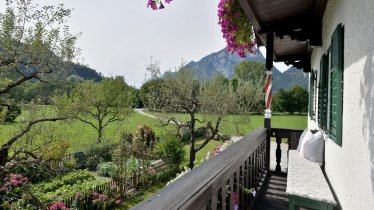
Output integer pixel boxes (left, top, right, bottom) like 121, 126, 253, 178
98, 194, 108, 201
48, 201, 69, 210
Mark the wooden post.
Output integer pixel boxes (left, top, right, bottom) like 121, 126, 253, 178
265, 32, 274, 171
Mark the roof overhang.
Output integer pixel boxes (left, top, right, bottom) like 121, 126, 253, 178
239, 0, 328, 72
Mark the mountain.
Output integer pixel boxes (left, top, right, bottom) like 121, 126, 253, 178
68, 64, 103, 82
272, 66, 308, 92
186, 49, 308, 91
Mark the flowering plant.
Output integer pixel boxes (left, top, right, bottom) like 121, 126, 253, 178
48, 201, 69, 210
218, 0, 256, 57
73, 190, 123, 209
147, 0, 173, 10
0, 174, 40, 209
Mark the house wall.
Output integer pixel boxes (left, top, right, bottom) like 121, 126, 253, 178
308, 0, 374, 209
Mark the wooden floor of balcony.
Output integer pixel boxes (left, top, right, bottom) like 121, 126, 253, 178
253, 172, 289, 210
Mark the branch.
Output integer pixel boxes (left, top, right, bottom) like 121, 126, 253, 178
103, 116, 124, 128
0, 72, 38, 95
195, 118, 205, 124
195, 116, 223, 153
2, 117, 68, 149
76, 117, 99, 131
195, 136, 214, 153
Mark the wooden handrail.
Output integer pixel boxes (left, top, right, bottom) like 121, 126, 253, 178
132, 128, 267, 210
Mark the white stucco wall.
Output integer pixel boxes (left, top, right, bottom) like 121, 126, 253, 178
308, 0, 374, 209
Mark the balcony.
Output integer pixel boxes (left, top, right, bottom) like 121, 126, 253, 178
132, 127, 303, 210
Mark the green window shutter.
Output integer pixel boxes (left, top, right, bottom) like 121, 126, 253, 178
318, 55, 328, 130
309, 71, 315, 119
329, 24, 344, 146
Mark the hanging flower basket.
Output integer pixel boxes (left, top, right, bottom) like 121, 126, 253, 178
146, 0, 255, 57
147, 0, 172, 10
218, 0, 256, 57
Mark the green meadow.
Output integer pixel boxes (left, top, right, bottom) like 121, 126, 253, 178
0, 106, 306, 160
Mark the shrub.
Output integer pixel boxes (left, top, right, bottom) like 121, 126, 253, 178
155, 134, 185, 165
4, 104, 21, 123
97, 162, 117, 177
180, 128, 191, 142
83, 143, 116, 170
195, 127, 208, 138
11, 162, 55, 183
73, 189, 123, 210
156, 166, 180, 182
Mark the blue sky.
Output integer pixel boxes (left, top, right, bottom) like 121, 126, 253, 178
2, 0, 288, 87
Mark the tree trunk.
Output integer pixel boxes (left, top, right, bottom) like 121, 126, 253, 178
97, 120, 103, 143
0, 145, 8, 167
189, 140, 195, 169
188, 113, 196, 169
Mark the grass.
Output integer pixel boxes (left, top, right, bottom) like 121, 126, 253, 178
182, 137, 223, 167
0, 106, 306, 154
116, 182, 167, 210
0, 106, 173, 152
147, 111, 307, 135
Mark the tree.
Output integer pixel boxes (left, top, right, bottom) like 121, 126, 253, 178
0, 1, 79, 171
290, 85, 308, 114
234, 61, 266, 82
233, 61, 266, 114
140, 58, 164, 111
272, 86, 308, 114
132, 124, 157, 188
70, 76, 132, 143
147, 63, 257, 169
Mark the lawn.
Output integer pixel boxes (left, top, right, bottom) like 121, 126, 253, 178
147, 111, 307, 136
0, 106, 306, 153
182, 137, 223, 167
116, 182, 167, 210
0, 106, 173, 152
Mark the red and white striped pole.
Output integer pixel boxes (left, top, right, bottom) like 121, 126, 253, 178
264, 32, 274, 171
264, 71, 272, 119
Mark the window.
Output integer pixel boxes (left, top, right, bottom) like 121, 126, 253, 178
309, 70, 316, 119
318, 54, 328, 130
329, 24, 344, 146
318, 24, 344, 146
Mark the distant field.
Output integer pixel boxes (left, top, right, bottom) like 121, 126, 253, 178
0, 106, 172, 152
147, 111, 307, 135
0, 106, 307, 157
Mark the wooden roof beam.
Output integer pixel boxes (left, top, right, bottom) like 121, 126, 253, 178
258, 15, 323, 46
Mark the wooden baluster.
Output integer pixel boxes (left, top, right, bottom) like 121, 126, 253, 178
230, 175, 234, 210
262, 142, 266, 172
222, 182, 227, 210
261, 143, 264, 173
236, 168, 240, 209
252, 153, 255, 189
241, 164, 246, 208
246, 159, 250, 189
276, 137, 282, 172
256, 149, 259, 185
211, 189, 217, 210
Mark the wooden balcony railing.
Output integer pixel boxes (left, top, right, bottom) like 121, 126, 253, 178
133, 128, 267, 210
132, 127, 304, 210
270, 128, 304, 172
